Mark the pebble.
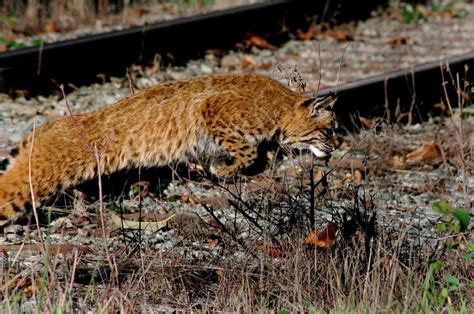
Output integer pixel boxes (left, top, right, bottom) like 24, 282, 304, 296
220, 54, 241, 68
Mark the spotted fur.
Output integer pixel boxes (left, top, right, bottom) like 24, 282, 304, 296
0, 73, 339, 223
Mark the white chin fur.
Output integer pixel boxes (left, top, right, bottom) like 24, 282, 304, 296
308, 145, 328, 157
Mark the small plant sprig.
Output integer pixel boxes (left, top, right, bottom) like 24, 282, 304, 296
432, 199, 470, 235
422, 199, 473, 308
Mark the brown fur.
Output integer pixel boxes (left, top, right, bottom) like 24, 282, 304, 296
0, 73, 339, 222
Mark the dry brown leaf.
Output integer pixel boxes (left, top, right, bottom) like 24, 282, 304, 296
180, 194, 196, 205
353, 170, 362, 185
245, 34, 276, 50
132, 6, 150, 15
14, 89, 29, 98
322, 29, 353, 42
305, 223, 338, 248
359, 116, 373, 129
44, 21, 60, 33
132, 181, 151, 195
433, 102, 451, 116
73, 189, 95, 202
428, 9, 453, 18
243, 54, 257, 66
74, 214, 92, 226
435, 178, 446, 193
206, 239, 219, 249
8, 277, 27, 292
209, 219, 221, 229
406, 143, 442, 164
460, 91, 470, 101
242, 54, 273, 70
198, 197, 230, 208
296, 25, 318, 41
23, 278, 43, 296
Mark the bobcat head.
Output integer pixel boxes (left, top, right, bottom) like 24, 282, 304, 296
281, 95, 340, 157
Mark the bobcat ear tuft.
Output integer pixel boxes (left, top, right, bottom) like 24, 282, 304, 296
304, 95, 337, 116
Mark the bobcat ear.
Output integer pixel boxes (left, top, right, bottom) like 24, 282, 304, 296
303, 95, 337, 116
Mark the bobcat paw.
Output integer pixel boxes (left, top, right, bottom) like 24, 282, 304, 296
210, 163, 239, 178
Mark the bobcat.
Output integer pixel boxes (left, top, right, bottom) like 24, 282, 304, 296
0, 73, 339, 223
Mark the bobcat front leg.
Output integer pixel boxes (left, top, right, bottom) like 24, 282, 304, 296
210, 136, 258, 178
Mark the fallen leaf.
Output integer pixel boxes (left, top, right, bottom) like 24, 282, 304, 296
180, 194, 196, 205
296, 25, 318, 41
198, 197, 230, 208
132, 6, 150, 15
73, 189, 96, 202
8, 277, 28, 292
353, 170, 362, 185
23, 278, 43, 296
209, 219, 221, 229
359, 116, 373, 129
44, 21, 60, 33
206, 239, 219, 249
243, 54, 258, 66
435, 178, 446, 193
305, 223, 338, 248
429, 11, 453, 18
460, 91, 470, 101
242, 54, 273, 70
74, 214, 92, 226
433, 102, 451, 116
406, 143, 442, 164
245, 34, 276, 50
322, 29, 353, 42
14, 89, 29, 98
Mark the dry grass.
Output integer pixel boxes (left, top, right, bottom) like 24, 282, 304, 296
2, 153, 472, 312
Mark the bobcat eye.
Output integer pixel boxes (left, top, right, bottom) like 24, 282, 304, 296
326, 129, 334, 137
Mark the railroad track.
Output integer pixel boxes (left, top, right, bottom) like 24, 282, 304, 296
0, 0, 382, 96
321, 52, 474, 126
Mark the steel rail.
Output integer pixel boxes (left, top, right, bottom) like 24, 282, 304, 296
0, 0, 385, 96
0, 1, 293, 95
318, 52, 474, 125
